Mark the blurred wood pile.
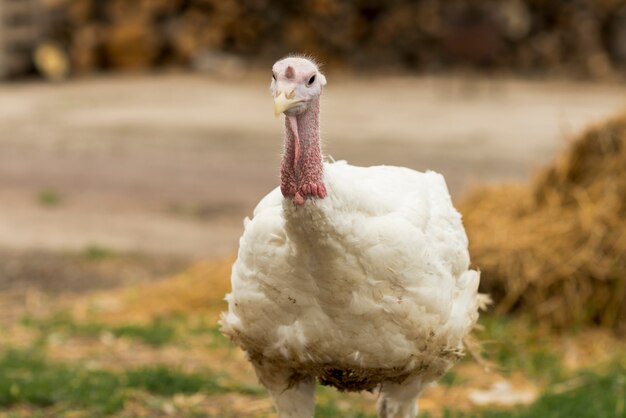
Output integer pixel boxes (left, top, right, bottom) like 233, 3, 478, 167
39, 0, 626, 77
0, 0, 40, 78
462, 113, 626, 333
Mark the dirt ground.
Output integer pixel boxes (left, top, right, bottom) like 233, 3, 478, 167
1, 72, 625, 264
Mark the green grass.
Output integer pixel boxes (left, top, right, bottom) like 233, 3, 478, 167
440, 370, 464, 387
442, 362, 626, 418
0, 350, 124, 415
314, 385, 375, 418
23, 312, 177, 347
22, 311, 104, 338
23, 311, 235, 349
314, 397, 375, 418
82, 245, 117, 260
37, 188, 62, 207
478, 316, 564, 382
0, 349, 260, 416
188, 320, 232, 348
112, 319, 177, 347
125, 365, 224, 396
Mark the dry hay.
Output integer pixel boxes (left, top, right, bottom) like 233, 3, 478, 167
78, 257, 234, 324
462, 113, 626, 332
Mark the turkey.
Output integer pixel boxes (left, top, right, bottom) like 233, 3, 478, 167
220, 56, 482, 418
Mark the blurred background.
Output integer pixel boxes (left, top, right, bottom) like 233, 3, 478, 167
1, 1, 625, 417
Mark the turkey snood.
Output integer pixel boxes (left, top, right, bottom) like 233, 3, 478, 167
281, 96, 326, 205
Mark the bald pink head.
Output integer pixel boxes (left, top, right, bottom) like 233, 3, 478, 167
271, 56, 327, 205
271, 57, 327, 117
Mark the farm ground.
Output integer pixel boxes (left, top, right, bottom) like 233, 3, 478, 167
1, 73, 626, 417
1, 257, 625, 418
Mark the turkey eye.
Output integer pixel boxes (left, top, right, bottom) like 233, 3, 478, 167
307, 75, 316, 86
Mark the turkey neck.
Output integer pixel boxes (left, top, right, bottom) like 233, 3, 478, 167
280, 96, 323, 198
280, 97, 334, 262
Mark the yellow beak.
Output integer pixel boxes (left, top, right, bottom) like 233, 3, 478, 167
273, 90, 301, 117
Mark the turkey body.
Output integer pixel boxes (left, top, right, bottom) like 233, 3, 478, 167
221, 161, 480, 391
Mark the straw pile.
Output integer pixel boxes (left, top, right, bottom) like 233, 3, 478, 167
462, 113, 626, 332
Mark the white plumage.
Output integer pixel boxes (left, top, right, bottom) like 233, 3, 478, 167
220, 57, 481, 418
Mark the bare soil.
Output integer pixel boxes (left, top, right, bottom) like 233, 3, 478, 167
0, 72, 625, 288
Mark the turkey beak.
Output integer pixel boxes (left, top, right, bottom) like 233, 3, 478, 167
274, 89, 301, 117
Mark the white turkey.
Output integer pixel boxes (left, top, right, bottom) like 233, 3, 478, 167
220, 56, 482, 418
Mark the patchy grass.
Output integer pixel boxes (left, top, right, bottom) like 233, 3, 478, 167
478, 316, 564, 382
14, 309, 623, 417
22, 311, 234, 350
5, 258, 626, 418
37, 188, 62, 207
23, 312, 103, 338
440, 371, 463, 387
315, 398, 376, 418
188, 320, 232, 349
314, 385, 376, 418
22, 312, 177, 347
82, 245, 117, 260
0, 349, 124, 415
112, 319, 177, 347
442, 362, 626, 418
0, 349, 261, 416
125, 365, 225, 396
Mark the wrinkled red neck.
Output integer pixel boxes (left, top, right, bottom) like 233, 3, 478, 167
280, 97, 323, 198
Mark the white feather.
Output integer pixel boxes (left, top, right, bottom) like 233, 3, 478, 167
221, 160, 480, 386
